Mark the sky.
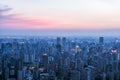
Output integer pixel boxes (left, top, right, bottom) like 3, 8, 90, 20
0, 0, 120, 36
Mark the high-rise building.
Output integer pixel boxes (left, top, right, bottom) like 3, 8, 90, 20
9, 66, 17, 80
62, 37, 67, 51
56, 37, 61, 52
42, 53, 48, 72
62, 37, 66, 46
99, 37, 104, 44
70, 70, 81, 80
57, 37, 61, 45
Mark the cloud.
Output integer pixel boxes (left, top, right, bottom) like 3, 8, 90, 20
0, 6, 12, 12
0, 5, 58, 30
0, 5, 13, 20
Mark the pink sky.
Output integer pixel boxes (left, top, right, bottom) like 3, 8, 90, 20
0, 0, 120, 31
1, 15, 120, 30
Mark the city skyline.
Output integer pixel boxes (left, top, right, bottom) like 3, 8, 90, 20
1, 1, 120, 79
0, 36, 120, 80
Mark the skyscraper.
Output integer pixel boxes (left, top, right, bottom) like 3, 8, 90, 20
56, 37, 61, 52
99, 37, 104, 44
42, 53, 48, 72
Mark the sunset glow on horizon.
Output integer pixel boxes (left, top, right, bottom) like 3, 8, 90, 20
0, 0, 120, 36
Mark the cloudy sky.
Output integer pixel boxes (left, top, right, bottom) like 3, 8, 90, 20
0, 0, 120, 36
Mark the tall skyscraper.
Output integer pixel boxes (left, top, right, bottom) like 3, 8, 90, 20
62, 37, 66, 46
9, 66, 17, 80
56, 37, 61, 52
62, 37, 67, 51
99, 37, 104, 44
42, 53, 48, 72
57, 37, 61, 45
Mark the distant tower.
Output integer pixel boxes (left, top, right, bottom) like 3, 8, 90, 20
17, 59, 23, 80
86, 66, 95, 80
62, 37, 66, 46
9, 58, 17, 80
110, 47, 119, 80
99, 37, 104, 44
9, 66, 17, 80
62, 37, 66, 51
42, 53, 48, 72
57, 37, 61, 45
111, 48, 118, 61
56, 37, 61, 52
